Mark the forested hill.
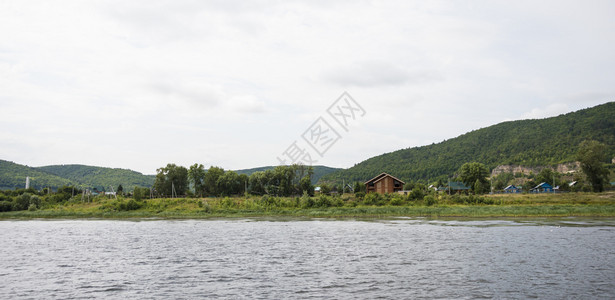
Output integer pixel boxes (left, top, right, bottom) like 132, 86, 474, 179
1, 160, 338, 191
0, 160, 75, 190
235, 165, 341, 184
320, 102, 615, 184
37, 164, 155, 191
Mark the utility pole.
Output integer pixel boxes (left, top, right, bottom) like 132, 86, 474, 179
109, 186, 118, 200
553, 172, 556, 194
490, 175, 493, 194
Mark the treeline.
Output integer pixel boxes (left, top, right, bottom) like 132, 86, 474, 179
0, 186, 82, 212
152, 163, 315, 197
321, 101, 615, 184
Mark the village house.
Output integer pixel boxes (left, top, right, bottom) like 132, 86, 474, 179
365, 173, 405, 194
531, 182, 553, 193
503, 185, 522, 193
438, 181, 471, 194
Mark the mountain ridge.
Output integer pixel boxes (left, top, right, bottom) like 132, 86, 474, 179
0, 161, 341, 191
3, 102, 614, 190
319, 102, 615, 184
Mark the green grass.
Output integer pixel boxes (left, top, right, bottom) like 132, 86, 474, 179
1, 192, 615, 219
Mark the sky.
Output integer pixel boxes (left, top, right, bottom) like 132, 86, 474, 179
1, 0, 614, 175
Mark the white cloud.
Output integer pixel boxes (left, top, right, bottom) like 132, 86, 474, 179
1, 0, 614, 174
323, 61, 443, 87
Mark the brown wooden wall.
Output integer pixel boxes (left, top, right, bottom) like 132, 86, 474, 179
366, 176, 403, 194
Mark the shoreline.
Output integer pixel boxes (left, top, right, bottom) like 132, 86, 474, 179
2, 204, 615, 220
1, 192, 614, 220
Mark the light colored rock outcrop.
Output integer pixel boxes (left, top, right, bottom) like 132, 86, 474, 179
491, 162, 580, 176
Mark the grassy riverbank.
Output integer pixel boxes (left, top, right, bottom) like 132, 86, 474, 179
1, 192, 615, 219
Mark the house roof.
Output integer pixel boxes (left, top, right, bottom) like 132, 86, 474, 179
504, 185, 520, 190
364, 173, 405, 185
534, 182, 553, 189
448, 181, 470, 190
437, 182, 470, 190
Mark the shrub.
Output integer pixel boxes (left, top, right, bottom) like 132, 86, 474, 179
123, 199, 142, 211
12, 193, 40, 211
363, 193, 381, 206
424, 195, 437, 206
300, 195, 316, 208
389, 195, 405, 206
0, 201, 12, 212
201, 201, 212, 213
100, 199, 143, 211
220, 197, 237, 208
330, 196, 344, 207
409, 187, 425, 201
314, 195, 332, 208
259, 195, 278, 207
28, 204, 37, 211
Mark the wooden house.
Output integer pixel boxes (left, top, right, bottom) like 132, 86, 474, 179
365, 173, 405, 194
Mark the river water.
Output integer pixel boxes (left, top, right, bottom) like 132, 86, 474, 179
1, 218, 614, 299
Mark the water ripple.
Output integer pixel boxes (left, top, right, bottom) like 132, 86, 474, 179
0, 219, 614, 299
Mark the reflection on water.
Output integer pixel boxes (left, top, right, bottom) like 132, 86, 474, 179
1, 218, 614, 299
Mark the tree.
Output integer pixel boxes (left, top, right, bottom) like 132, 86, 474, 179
239, 174, 249, 196
248, 171, 268, 195
319, 183, 331, 195
117, 184, 123, 196
535, 168, 557, 187
458, 162, 489, 194
299, 176, 314, 196
576, 140, 610, 192
133, 187, 144, 200
217, 171, 241, 196
203, 166, 225, 196
403, 181, 415, 191
154, 164, 188, 197
353, 181, 366, 194
493, 173, 514, 191
188, 164, 206, 196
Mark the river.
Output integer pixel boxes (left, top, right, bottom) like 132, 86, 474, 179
1, 218, 614, 299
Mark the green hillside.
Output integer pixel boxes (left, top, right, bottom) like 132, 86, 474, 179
37, 164, 155, 191
0, 160, 75, 190
235, 165, 342, 184
321, 102, 615, 184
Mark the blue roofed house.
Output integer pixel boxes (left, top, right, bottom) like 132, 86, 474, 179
532, 182, 553, 193
503, 185, 521, 193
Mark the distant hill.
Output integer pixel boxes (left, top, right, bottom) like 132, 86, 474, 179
235, 165, 342, 184
37, 164, 155, 191
0, 160, 75, 190
0, 160, 339, 191
320, 102, 615, 184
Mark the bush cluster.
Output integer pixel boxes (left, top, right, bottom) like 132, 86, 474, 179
99, 199, 144, 211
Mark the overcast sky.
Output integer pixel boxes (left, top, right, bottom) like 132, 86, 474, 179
1, 0, 614, 174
